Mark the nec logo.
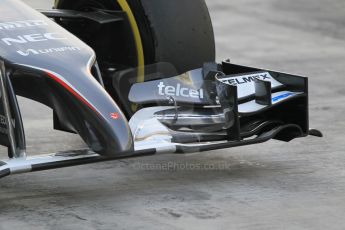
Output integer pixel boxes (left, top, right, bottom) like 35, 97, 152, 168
2, 33, 67, 46
158, 82, 204, 99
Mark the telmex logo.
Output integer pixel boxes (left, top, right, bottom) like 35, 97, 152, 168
2, 33, 67, 46
0, 20, 47, 30
158, 82, 204, 99
220, 73, 271, 86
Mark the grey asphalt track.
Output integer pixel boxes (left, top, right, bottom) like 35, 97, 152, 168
0, 0, 344, 229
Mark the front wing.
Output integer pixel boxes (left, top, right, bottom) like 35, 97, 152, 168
0, 60, 321, 179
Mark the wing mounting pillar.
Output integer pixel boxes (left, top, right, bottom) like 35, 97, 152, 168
0, 60, 26, 158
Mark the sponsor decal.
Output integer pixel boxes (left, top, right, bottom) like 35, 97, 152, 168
110, 112, 119, 120
157, 82, 204, 99
2, 32, 67, 46
272, 92, 295, 102
0, 20, 48, 30
17, 46, 81, 56
218, 72, 283, 99
0, 114, 6, 126
0, 114, 15, 134
219, 72, 271, 86
0, 127, 8, 135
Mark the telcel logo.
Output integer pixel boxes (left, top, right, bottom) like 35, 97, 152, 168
2, 33, 67, 46
158, 82, 204, 99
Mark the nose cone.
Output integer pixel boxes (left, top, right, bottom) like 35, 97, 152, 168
46, 70, 134, 156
